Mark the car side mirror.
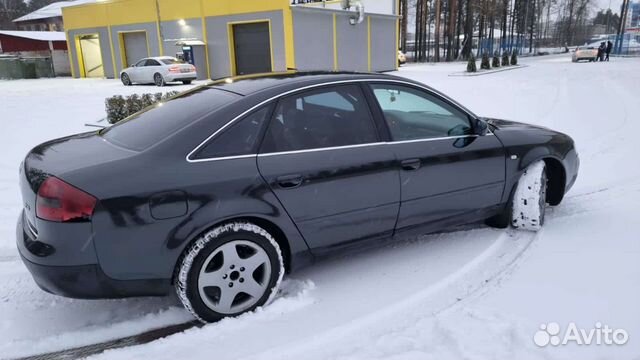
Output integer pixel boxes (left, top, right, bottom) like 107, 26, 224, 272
474, 118, 489, 136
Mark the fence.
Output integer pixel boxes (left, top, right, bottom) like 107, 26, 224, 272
0, 56, 55, 79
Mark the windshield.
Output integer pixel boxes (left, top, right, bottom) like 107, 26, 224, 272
160, 58, 184, 65
102, 88, 240, 151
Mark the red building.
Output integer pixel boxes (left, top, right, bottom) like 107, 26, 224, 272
0, 31, 67, 53
0, 31, 70, 76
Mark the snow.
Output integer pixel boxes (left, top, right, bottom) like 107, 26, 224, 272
511, 160, 546, 231
0, 30, 66, 42
1, 54, 639, 359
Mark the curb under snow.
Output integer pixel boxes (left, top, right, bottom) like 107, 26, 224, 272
449, 64, 529, 77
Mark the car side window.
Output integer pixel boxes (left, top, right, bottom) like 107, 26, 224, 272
145, 59, 161, 66
260, 85, 378, 153
370, 84, 473, 141
135, 59, 146, 67
192, 105, 272, 160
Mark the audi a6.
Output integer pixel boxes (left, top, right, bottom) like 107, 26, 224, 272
17, 72, 579, 322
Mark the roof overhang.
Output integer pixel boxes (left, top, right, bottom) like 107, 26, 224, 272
173, 39, 205, 46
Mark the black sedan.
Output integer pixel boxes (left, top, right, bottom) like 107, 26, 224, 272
17, 72, 579, 322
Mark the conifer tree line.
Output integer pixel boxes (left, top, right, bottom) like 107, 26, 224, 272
399, 0, 603, 62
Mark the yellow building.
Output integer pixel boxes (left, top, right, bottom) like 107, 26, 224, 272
62, 0, 400, 80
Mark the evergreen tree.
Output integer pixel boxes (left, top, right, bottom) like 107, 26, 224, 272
467, 54, 477, 72
502, 51, 510, 66
481, 52, 491, 70
492, 51, 501, 67
0, 0, 28, 29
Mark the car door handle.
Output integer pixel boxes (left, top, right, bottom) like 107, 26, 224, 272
276, 175, 303, 189
401, 159, 421, 171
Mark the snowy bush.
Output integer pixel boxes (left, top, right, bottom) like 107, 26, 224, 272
502, 51, 510, 66
492, 51, 500, 68
467, 54, 477, 73
105, 91, 179, 124
105, 95, 127, 124
511, 51, 518, 65
481, 52, 491, 70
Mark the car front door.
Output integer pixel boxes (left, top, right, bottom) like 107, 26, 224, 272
368, 82, 506, 233
257, 84, 400, 255
129, 58, 147, 82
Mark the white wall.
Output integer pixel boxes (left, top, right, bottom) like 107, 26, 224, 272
298, 0, 396, 16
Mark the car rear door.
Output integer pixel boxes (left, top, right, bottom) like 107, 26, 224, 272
143, 59, 162, 82
257, 84, 400, 255
368, 82, 506, 232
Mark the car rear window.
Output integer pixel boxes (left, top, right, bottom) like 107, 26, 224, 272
102, 88, 240, 151
160, 58, 184, 65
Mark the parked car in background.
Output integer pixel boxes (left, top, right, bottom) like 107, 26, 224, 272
572, 47, 598, 62
17, 72, 579, 323
398, 50, 407, 65
120, 56, 197, 86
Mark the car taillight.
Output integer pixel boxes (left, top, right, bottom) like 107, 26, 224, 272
191, 65, 196, 72
36, 176, 97, 222
169, 66, 180, 73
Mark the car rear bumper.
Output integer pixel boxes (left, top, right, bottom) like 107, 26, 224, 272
16, 212, 171, 299
164, 72, 197, 82
19, 254, 171, 299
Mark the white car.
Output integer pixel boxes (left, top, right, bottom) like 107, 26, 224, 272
120, 56, 197, 86
398, 50, 407, 65
572, 46, 598, 62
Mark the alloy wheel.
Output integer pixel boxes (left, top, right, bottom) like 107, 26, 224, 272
197, 240, 271, 314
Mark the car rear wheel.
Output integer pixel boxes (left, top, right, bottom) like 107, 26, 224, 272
121, 73, 131, 86
154, 73, 165, 87
182, 80, 192, 85
511, 161, 547, 231
175, 222, 284, 323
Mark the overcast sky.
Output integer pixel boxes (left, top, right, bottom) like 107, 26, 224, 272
594, 0, 625, 14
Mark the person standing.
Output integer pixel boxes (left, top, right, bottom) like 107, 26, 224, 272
605, 40, 613, 61
597, 42, 606, 61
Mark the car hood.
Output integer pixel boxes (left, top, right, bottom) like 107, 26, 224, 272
483, 117, 551, 131
483, 117, 574, 149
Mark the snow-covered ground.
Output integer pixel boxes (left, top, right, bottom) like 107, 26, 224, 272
1, 54, 639, 359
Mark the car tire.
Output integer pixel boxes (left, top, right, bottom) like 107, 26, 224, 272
121, 73, 131, 86
511, 161, 547, 231
182, 80, 192, 85
154, 73, 165, 87
175, 222, 285, 323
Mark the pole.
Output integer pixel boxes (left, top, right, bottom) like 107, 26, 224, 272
616, 0, 630, 54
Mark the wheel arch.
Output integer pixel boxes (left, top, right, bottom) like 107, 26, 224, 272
541, 157, 566, 205
519, 150, 567, 206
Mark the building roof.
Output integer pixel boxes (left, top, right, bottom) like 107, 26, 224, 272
0, 30, 66, 42
13, 0, 95, 22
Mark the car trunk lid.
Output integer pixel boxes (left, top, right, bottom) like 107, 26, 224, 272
20, 131, 137, 226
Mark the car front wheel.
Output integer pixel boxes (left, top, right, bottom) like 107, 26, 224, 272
121, 73, 131, 86
175, 222, 284, 323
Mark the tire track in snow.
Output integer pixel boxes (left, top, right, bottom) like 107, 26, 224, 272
7, 321, 202, 360
240, 229, 539, 360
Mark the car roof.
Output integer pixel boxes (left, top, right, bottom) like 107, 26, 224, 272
201, 71, 413, 96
